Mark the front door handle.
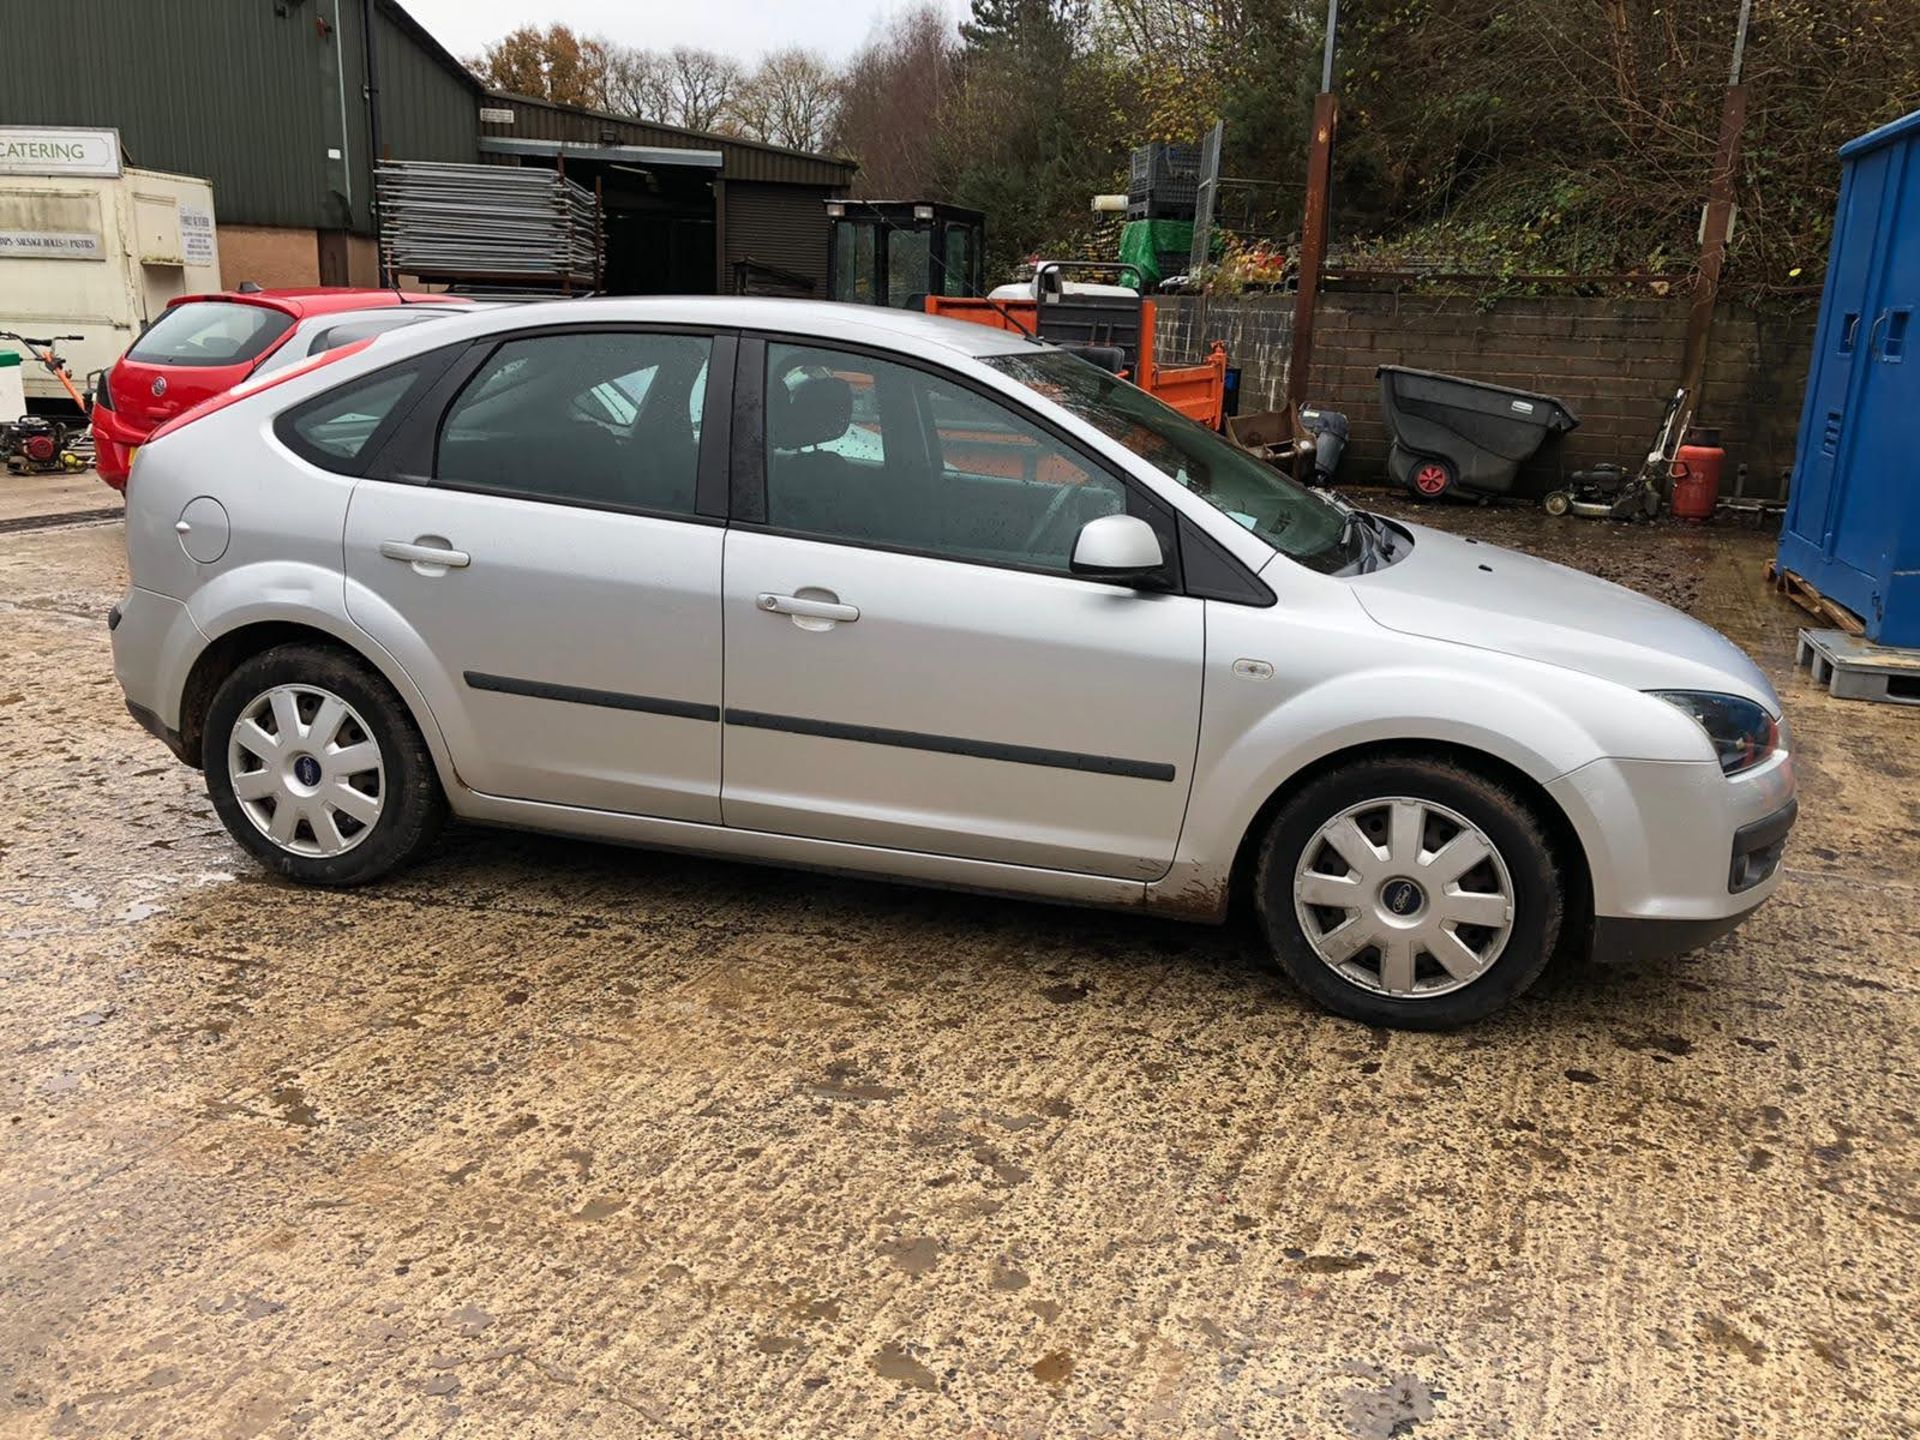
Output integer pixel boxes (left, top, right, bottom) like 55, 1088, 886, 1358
757, 592, 859, 623
380, 539, 470, 569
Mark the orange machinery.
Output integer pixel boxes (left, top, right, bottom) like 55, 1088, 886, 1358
923, 288, 1230, 431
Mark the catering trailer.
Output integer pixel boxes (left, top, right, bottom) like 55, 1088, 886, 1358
0, 127, 220, 409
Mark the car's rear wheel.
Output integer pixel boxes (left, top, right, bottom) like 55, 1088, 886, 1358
1254, 758, 1562, 1028
204, 644, 445, 885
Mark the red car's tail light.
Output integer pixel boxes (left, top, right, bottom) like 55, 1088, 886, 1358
147, 338, 376, 444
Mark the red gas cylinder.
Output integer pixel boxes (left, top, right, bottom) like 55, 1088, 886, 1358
1670, 426, 1724, 521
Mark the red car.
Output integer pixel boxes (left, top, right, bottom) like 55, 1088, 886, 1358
91, 288, 468, 489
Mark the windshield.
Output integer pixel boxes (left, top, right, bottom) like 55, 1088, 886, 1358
984, 350, 1358, 574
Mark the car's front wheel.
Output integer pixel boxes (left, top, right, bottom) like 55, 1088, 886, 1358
1254, 757, 1563, 1028
204, 644, 446, 885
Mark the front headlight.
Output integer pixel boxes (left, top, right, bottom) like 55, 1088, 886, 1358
1649, 690, 1780, 774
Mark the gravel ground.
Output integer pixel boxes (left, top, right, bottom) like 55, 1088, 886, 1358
1, 505, 1915, 1440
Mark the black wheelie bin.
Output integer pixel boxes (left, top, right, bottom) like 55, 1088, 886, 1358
1376, 365, 1579, 500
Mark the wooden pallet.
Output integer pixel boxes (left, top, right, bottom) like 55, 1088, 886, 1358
1765, 561, 1865, 636
1795, 628, 1920, 706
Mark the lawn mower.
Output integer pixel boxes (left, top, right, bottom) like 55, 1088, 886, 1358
1542, 388, 1687, 521
0, 331, 94, 475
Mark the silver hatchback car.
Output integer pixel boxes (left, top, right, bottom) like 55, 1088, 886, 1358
110, 299, 1796, 1027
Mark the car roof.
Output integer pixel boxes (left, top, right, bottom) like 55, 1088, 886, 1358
165, 288, 469, 320
362, 296, 1046, 361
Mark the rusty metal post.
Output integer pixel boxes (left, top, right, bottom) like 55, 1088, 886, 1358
1678, 85, 1749, 405
1287, 92, 1339, 417
1677, 0, 1754, 419
1287, 0, 1341, 458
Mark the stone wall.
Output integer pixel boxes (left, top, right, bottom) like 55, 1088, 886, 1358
1156, 292, 1818, 499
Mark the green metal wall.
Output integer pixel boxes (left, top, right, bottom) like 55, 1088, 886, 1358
0, 0, 477, 233
362, 5, 480, 182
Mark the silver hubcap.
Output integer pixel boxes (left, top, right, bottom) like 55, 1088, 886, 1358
227, 684, 385, 857
1293, 796, 1516, 999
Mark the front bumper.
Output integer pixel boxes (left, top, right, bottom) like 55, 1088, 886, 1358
1587, 796, 1797, 962
1548, 751, 1797, 949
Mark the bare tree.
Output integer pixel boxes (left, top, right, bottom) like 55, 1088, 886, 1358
667, 48, 746, 132
732, 49, 843, 152
598, 45, 743, 132
602, 47, 674, 119
834, 6, 959, 195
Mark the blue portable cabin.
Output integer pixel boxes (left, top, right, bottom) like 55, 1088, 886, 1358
1779, 108, 1920, 646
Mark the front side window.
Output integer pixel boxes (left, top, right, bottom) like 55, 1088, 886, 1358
985, 350, 1361, 574
129, 301, 293, 368
436, 331, 710, 515
765, 343, 1128, 573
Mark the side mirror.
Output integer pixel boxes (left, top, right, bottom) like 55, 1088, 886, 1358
1070, 513, 1164, 580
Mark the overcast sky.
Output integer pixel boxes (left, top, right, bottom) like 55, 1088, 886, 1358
403, 0, 966, 65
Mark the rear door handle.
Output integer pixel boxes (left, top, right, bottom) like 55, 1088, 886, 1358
757, 592, 858, 623
380, 540, 469, 568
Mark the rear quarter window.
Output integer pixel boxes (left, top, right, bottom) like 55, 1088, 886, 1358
128, 301, 294, 367
275, 359, 438, 474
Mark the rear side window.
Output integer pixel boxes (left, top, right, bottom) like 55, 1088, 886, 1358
129, 301, 292, 367
278, 363, 432, 472
434, 331, 711, 516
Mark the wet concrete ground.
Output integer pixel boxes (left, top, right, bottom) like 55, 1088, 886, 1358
2, 498, 1916, 1438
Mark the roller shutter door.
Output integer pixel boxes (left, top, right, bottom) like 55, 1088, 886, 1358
725, 183, 834, 296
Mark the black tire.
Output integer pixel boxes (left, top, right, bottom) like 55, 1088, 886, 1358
204, 643, 446, 885
1253, 757, 1563, 1029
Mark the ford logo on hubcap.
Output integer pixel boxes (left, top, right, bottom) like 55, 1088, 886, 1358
293, 755, 322, 787
1382, 879, 1422, 916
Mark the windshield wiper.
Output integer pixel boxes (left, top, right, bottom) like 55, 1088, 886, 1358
1331, 508, 1369, 571
1329, 496, 1397, 573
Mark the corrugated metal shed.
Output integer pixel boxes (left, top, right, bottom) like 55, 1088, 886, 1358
368, 4, 482, 176
0, 0, 477, 232
0, 0, 854, 251
2, 0, 348, 229
482, 95, 856, 191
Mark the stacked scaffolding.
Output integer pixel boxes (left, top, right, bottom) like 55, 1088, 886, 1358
376, 162, 602, 292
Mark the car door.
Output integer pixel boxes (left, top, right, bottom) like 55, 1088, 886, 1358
338, 327, 732, 821
720, 337, 1204, 881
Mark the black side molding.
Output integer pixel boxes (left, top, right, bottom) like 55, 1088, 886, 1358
723, 707, 1175, 782
1589, 911, 1754, 965
126, 700, 195, 766
464, 671, 719, 722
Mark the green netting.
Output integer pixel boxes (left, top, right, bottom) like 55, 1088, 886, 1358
1118, 220, 1194, 290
